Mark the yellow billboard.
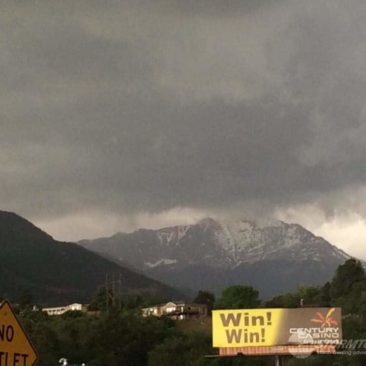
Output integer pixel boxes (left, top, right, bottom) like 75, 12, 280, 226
212, 307, 342, 348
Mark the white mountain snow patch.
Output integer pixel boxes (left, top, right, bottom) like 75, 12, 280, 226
145, 258, 177, 268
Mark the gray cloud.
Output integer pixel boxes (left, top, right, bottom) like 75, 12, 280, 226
1, 0, 366, 250
159, 0, 280, 17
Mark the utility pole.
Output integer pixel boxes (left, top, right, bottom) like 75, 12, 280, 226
105, 272, 123, 310
118, 273, 123, 309
112, 273, 116, 307
105, 273, 109, 311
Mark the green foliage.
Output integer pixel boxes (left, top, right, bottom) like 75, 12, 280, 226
330, 259, 365, 299
20, 309, 178, 366
265, 292, 301, 308
329, 259, 366, 315
265, 259, 366, 366
265, 286, 324, 308
15, 259, 366, 366
88, 286, 123, 312
215, 286, 260, 309
317, 281, 332, 307
194, 290, 215, 313
88, 286, 108, 311
85, 312, 174, 365
20, 310, 60, 366
149, 331, 212, 366
16, 289, 33, 310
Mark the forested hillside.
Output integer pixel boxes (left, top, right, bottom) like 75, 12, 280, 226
17, 259, 366, 366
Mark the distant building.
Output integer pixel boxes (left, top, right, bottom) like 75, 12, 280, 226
42, 303, 87, 316
142, 301, 208, 320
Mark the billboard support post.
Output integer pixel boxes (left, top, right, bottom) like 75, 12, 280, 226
275, 355, 283, 366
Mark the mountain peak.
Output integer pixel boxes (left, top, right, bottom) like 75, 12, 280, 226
79, 217, 353, 297
196, 217, 220, 229
0, 210, 54, 242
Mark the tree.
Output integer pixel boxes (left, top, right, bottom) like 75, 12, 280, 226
17, 289, 33, 311
318, 282, 331, 307
88, 286, 122, 311
20, 311, 60, 366
297, 286, 321, 306
194, 291, 215, 313
330, 259, 366, 301
149, 331, 212, 366
265, 292, 300, 308
215, 286, 260, 309
87, 311, 176, 365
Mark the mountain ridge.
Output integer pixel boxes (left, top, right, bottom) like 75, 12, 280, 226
79, 217, 352, 297
0, 210, 179, 305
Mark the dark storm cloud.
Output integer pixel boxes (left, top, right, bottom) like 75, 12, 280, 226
1, 0, 366, 229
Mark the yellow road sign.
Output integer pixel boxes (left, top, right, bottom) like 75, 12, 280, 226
0, 301, 38, 366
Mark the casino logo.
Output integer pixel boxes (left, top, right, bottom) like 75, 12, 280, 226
311, 308, 338, 328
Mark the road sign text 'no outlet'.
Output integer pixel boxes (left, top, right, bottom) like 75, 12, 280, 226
0, 301, 37, 366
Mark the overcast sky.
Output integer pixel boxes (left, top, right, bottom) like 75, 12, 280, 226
2, 0, 366, 259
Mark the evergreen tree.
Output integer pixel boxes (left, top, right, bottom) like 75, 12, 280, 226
330, 259, 365, 299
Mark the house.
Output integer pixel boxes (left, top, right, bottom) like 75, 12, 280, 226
42, 303, 87, 316
142, 301, 208, 320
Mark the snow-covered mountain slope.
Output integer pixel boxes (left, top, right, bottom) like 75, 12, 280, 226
79, 218, 352, 296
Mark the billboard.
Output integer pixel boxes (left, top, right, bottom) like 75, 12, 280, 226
212, 307, 342, 348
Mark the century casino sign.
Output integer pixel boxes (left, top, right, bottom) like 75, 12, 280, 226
212, 307, 342, 348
